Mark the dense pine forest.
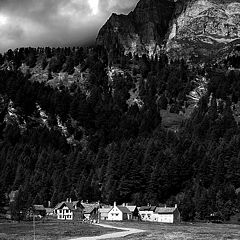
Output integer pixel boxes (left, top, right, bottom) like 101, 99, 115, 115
0, 45, 240, 222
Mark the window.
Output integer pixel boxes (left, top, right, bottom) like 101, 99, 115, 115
66, 210, 69, 213
116, 213, 119, 216
147, 214, 151, 218
59, 210, 62, 213
112, 213, 114, 216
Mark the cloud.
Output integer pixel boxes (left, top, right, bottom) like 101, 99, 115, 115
0, 0, 139, 52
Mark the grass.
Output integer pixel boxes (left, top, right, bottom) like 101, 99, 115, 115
102, 221, 240, 240
0, 219, 119, 240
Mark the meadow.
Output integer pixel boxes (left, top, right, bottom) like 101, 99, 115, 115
105, 221, 240, 240
0, 220, 118, 240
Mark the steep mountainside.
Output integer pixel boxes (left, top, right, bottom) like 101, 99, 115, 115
167, 0, 240, 60
96, 0, 176, 56
97, 0, 240, 60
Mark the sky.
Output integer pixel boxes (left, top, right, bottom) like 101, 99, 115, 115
0, 0, 139, 52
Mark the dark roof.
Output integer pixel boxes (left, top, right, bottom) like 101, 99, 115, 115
33, 205, 46, 211
139, 206, 156, 211
155, 207, 176, 214
55, 201, 82, 211
117, 206, 131, 214
126, 206, 137, 212
82, 203, 99, 214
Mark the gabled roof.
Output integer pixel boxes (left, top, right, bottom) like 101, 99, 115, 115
99, 207, 112, 214
33, 205, 46, 211
139, 206, 156, 211
155, 207, 176, 214
82, 203, 98, 214
55, 201, 82, 211
45, 208, 54, 214
117, 206, 131, 214
126, 206, 137, 212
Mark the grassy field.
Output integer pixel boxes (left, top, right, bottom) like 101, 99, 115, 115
103, 221, 240, 240
0, 220, 119, 240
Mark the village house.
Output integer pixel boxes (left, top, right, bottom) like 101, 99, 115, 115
108, 202, 132, 221
139, 205, 157, 222
122, 203, 139, 220
81, 201, 99, 221
54, 198, 84, 220
154, 204, 180, 223
26, 205, 46, 220
99, 207, 112, 221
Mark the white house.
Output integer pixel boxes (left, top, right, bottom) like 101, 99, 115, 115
139, 206, 157, 222
154, 204, 180, 223
99, 207, 112, 221
108, 202, 132, 221
54, 198, 84, 220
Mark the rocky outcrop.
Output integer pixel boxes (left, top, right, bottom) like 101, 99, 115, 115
166, 0, 240, 60
96, 0, 176, 56
97, 0, 240, 60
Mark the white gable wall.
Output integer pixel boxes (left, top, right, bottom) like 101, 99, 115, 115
57, 206, 73, 220
108, 206, 123, 221
157, 213, 174, 223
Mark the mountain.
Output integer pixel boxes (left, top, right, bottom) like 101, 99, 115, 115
167, 0, 240, 60
97, 0, 240, 60
96, 0, 176, 56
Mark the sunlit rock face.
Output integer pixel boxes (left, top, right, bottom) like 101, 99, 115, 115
166, 0, 240, 60
96, 0, 175, 56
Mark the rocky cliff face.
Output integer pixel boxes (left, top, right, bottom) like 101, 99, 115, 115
96, 0, 175, 56
166, 0, 240, 60
97, 0, 240, 60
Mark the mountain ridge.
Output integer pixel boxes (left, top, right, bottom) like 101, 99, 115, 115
97, 0, 240, 60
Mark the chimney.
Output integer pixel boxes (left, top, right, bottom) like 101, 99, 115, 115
69, 198, 72, 203
122, 203, 126, 207
86, 200, 88, 204
66, 198, 69, 203
175, 204, 178, 209
48, 201, 51, 207
81, 200, 84, 204
164, 204, 167, 208
114, 201, 116, 207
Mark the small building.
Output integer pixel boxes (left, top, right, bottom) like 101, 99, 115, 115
108, 202, 132, 221
122, 204, 139, 220
139, 206, 157, 222
99, 207, 112, 221
154, 204, 180, 223
54, 198, 84, 220
81, 201, 99, 221
26, 205, 46, 220
45, 207, 54, 216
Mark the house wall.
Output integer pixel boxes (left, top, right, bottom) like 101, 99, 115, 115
57, 206, 73, 220
139, 211, 156, 222
100, 212, 109, 220
157, 213, 174, 223
108, 207, 123, 221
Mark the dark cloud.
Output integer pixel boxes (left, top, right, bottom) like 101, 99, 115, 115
0, 0, 139, 52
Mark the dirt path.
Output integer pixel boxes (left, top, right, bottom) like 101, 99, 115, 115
69, 223, 146, 240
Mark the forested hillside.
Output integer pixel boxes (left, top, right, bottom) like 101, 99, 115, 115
0, 45, 240, 221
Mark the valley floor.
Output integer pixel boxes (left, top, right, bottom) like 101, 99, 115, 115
93, 221, 240, 240
1, 220, 240, 240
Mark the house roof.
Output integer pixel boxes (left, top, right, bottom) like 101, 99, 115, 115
82, 203, 98, 214
117, 206, 131, 214
99, 208, 112, 214
33, 205, 46, 211
55, 201, 82, 211
139, 206, 156, 211
45, 208, 54, 213
126, 206, 137, 212
155, 207, 176, 214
